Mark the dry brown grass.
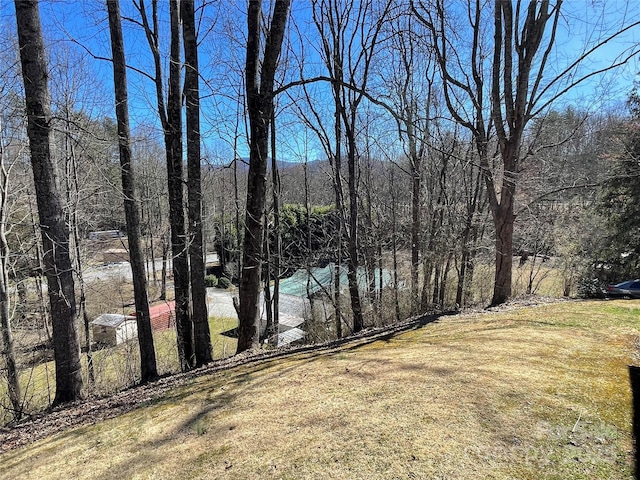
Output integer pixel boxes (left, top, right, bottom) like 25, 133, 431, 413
1, 300, 638, 479
0, 316, 238, 425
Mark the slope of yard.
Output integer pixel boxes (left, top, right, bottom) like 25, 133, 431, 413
1, 299, 638, 479
0, 315, 238, 426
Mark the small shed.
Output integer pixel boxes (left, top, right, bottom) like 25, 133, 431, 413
92, 314, 138, 346
129, 301, 175, 332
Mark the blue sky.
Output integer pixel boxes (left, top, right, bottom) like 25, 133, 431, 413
1, 0, 640, 164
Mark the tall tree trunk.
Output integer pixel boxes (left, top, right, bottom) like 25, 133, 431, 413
410, 164, 421, 315
182, 0, 212, 366
263, 110, 281, 345
0, 231, 20, 421
63, 109, 94, 385
390, 168, 401, 323
0, 122, 21, 421
270, 110, 280, 341
237, 0, 291, 353
28, 195, 51, 342
233, 157, 241, 282
362, 154, 377, 314
432, 263, 441, 306
107, 0, 158, 383
413, 0, 559, 307
420, 259, 433, 311
439, 252, 452, 306
149, 230, 158, 287
160, 232, 168, 300
333, 228, 343, 338
456, 166, 485, 307
168, 0, 193, 369
135, 0, 193, 370
263, 227, 273, 343
406, 81, 431, 316
219, 197, 227, 275
15, 0, 82, 405
455, 250, 468, 307
492, 204, 515, 305
346, 132, 364, 333
332, 75, 344, 340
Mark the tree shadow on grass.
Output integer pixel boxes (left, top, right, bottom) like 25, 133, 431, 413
0, 309, 454, 464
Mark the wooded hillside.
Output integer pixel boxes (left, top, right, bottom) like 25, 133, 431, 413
1, 0, 639, 423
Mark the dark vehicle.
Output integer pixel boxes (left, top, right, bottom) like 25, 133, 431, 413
606, 279, 640, 299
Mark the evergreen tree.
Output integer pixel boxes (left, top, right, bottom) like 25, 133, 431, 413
594, 91, 640, 281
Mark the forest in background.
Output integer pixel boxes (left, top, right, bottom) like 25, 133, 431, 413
1, 0, 640, 424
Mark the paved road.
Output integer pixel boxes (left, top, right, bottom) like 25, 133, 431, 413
207, 288, 238, 319
81, 253, 238, 319
82, 253, 219, 284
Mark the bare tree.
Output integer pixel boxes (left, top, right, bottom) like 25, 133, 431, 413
133, 0, 194, 369
312, 0, 393, 333
60, 91, 95, 386
380, 9, 435, 315
413, 0, 640, 305
454, 145, 487, 307
132, 135, 169, 298
237, 0, 291, 353
290, 44, 345, 338
182, 0, 212, 366
14, 0, 82, 404
107, 0, 158, 383
262, 107, 282, 344
47, 45, 102, 387
0, 116, 22, 421
167, 0, 194, 369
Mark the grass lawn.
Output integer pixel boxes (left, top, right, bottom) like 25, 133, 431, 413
1, 299, 638, 479
0, 316, 238, 424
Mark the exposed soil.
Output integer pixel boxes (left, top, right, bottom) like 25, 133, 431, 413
0, 295, 568, 455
